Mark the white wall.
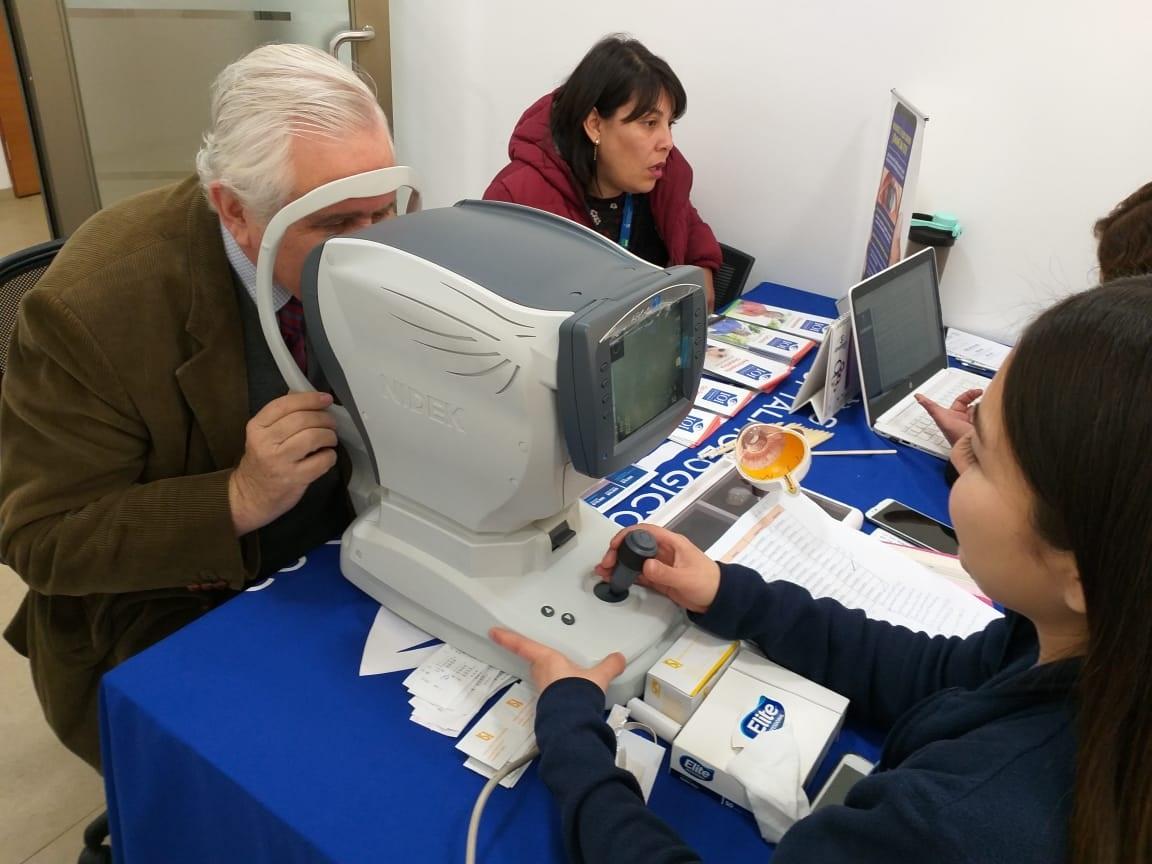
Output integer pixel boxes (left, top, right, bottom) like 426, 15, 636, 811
391, 0, 1152, 343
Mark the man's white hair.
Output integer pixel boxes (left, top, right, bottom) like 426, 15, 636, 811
196, 43, 391, 221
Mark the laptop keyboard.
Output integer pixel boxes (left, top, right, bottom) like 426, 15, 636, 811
889, 376, 981, 451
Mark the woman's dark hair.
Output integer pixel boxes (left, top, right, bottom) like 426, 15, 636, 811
550, 34, 687, 195
1001, 276, 1152, 864
1094, 181, 1152, 282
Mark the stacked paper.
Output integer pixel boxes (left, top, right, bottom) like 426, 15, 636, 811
945, 328, 1011, 373
456, 681, 540, 788
403, 645, 516, 736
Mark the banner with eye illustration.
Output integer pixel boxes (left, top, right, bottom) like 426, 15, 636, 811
863, 91, 928, 278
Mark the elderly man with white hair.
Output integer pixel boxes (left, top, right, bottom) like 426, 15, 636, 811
0, 43, 396, 771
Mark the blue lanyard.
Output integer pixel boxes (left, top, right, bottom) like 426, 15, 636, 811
619, 193, 634, 249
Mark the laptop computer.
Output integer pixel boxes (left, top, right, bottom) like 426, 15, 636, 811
848, 247, 990, 459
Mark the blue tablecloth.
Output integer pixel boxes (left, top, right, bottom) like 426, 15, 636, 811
99, 283, 967, 863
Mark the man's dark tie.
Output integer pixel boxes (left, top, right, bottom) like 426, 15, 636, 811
277, 297, 307, 374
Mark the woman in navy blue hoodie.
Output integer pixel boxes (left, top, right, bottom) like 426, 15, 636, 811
492, 278, 1152, 864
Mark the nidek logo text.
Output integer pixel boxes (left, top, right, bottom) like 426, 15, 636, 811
679, 756, 715, 782
739, 695, 786, 740
380, 376, 464, 432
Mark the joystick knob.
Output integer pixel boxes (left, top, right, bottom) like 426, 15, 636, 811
594, 529, 659, 603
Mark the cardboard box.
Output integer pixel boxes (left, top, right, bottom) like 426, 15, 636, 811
670, 652, 849, 814
644, 626, 739, 726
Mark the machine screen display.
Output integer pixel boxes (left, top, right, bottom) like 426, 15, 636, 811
610, 301, 685, 444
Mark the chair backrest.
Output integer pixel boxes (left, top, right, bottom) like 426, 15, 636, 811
0, 239, 64, 378
714, 242, 756, 312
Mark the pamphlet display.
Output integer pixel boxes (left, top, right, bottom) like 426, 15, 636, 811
789, 314, 858, 423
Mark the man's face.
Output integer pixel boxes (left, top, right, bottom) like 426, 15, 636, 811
220, 121, 398, 298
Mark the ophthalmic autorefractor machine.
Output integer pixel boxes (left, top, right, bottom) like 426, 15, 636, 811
256, 168, 707, 704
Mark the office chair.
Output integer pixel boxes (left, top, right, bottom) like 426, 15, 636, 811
713, 242, 756, 313
0, 240, 108, 863
0, 238, 64, 384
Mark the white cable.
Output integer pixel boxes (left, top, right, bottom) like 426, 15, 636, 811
463, 716, 661, 862
464, 746, 540, 864
625, 697, 683, 741
615, 720, 658, 745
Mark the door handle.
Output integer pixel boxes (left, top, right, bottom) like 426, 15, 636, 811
329, 24, 375, 57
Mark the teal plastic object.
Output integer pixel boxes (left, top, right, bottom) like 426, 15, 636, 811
910, 212, 963, 238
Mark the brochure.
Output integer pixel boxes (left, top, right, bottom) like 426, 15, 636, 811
582, 463, 656, 512
668, 407, 725, 448
704, 340, 791, 393
693, 378, 757, 418
721, 299, 835, 343
708, 317, 816, 365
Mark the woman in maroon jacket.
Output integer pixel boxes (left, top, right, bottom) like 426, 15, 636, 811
485, 35, 722, 310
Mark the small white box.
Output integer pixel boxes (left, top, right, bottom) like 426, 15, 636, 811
670, 652, 848, 814
644, 626, 739, 726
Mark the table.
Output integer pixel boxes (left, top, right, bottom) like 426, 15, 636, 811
99, 283, 963, 863
601, 284, 956, 530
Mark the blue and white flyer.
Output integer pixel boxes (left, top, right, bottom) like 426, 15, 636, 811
708, 318, 816, 366
668, 407, 725, 448
694, 378, 756, 418
704, 340, 791, 393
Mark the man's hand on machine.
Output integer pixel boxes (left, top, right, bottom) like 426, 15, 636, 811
595, 525, 721, 615
489, 628, 625, 694
228, 391, 340, 536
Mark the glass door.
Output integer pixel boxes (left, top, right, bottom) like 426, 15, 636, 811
6, 0, 389, 234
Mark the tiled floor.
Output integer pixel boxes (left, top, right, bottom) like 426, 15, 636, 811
0, 566, 106, 864
0, 193, 52, 259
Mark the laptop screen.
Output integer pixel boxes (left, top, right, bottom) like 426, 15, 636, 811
849, 248, 947, 422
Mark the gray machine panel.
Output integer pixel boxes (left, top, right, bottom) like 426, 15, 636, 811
344, 199, 672, 312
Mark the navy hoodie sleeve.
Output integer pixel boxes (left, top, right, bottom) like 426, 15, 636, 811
691, 564, 1018, 728
535, 678, 701, 864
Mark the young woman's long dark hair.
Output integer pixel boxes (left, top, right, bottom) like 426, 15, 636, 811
550, 34, 687, 196
1001, 277, 1152, 863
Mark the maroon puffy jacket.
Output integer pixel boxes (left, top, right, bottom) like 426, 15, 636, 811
484, 92, 723, 275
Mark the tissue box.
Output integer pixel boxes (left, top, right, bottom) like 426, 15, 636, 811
644, 626, 739, 726
670, 652, 848, 813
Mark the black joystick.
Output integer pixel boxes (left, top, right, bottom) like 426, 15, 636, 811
594, 529, 659, 603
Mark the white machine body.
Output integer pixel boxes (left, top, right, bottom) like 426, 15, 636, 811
257, 173, 707, 704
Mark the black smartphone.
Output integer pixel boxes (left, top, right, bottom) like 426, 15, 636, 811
865, 498, 959, 555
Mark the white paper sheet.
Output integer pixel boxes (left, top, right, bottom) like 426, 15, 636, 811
456, 682, 538, 771
403, 646, 516, 736
708, 494, 1000, 637
946, 327, 1011, 373
359, 606, 439, 676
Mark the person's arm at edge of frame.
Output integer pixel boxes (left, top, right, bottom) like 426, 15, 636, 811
602, 525, 1017, 730
490, 629, 702, 864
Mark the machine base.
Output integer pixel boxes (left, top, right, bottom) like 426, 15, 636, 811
341, 498, 686, 706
